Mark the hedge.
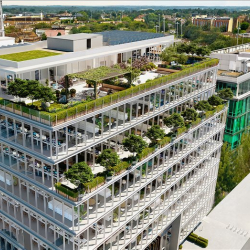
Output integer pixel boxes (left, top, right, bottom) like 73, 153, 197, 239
82, 176, 105, 190
138, 147, 155, 160
187, 235, 197, 243
187, 233, 208, 248
112, 161, 130, 173
55, 182, 79, 198
215, 104, 224, 113
177, 126, 187, 136
158, 136, 171, 147
198, 236, 208, 243
0, 58, 219, 124
191, 118, 202, 127
196, 239, 208, 248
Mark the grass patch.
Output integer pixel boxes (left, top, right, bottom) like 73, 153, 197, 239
0, 50, 61, 62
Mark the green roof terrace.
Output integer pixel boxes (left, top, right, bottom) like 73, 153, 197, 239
0, 50, 61, 62
0, 58, 219, 127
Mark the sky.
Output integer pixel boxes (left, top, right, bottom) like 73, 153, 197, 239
3, 0, 250, 7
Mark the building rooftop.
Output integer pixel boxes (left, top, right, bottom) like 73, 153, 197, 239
218, 69, 244, 78
96, 30, 165, 45
49, 33, 102, 41
183, 173, 250, 250
0, 50, 61, 62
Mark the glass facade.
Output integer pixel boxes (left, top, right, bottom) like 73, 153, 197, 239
217, 81, 250, 148
216, 80, 237, 96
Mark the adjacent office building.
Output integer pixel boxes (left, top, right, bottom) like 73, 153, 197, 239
211, 43, 250, 148
0, 30, 226, 250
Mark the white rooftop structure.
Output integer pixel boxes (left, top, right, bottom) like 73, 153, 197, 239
183, 173, 250, 250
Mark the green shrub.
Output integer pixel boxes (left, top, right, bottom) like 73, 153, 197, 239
196, 239, 208, 248
198, 236, 208, 243
83, 176, 105, 190
112, 161, 130, 173
187, 235, 197, 243
177, 126, 187, 135
55, 182, 79, 198
205, 110, 215, 118
179, 245, 183, 249
191, 117, 201, 127
158, 137, 171, 147
215, 104, 224, 113
138, 147, 155, 160
190, 233, 199, 238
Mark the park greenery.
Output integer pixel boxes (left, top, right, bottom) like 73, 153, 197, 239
215, 132, 250, 206
182, 23, 250, 50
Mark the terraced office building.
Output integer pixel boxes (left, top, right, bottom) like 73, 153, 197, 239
0, 32, 226, 250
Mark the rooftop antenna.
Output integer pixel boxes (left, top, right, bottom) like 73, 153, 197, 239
0, 0, 5, 37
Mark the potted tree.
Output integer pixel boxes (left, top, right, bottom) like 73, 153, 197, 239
181, 108, 198, 130
96, 149, 120, 179
217, 88, 233, 101
208, 95, 223, 107
122, 134, 148, 164
145, 125, 165, 147
163, 113, 185, 139
64, 162, 94, 192
70, 88, 76, 97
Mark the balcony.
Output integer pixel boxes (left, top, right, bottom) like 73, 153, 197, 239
83, 158, 219, 250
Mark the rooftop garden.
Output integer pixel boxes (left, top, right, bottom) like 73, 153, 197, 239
0, 50, 61, 62
55, 96, 227, 200
159, 43, 211, 71
0, 57, 219, 125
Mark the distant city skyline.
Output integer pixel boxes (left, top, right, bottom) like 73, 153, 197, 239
2, 0, 250, 7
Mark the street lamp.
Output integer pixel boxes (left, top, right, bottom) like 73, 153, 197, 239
155, 25, 159, 33
242, 33, 246, 45
237, 25, 241, 45
158, 14, 161, 33
163, 16, 166, 33
176, 21, 179, 39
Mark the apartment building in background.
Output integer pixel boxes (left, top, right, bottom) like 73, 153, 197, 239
211, 43, 250, 148
0, 28, 227, 250
192, 16, 233, 32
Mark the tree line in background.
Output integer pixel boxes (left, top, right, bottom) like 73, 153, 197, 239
182, 21, 250, 51
215, 132, 250, 206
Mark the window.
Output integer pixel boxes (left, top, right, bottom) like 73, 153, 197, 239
87, 39, 91, 49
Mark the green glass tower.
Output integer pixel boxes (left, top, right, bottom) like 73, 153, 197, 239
216, 79, 250, 148
212, 44, 250, 148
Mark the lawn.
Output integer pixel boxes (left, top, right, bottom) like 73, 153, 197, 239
0, 50, 61, 62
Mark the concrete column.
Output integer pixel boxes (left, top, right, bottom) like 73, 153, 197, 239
169, 213, 182, 250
